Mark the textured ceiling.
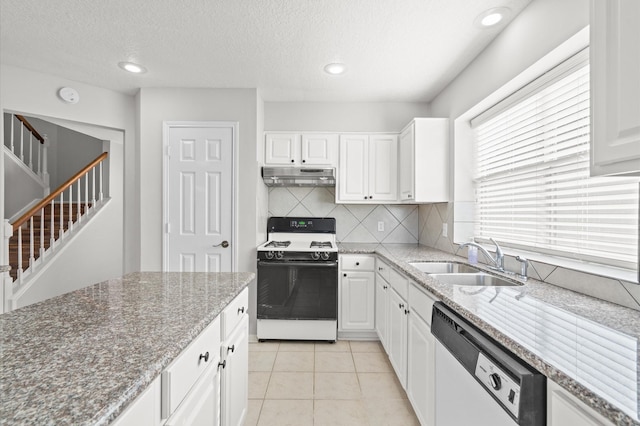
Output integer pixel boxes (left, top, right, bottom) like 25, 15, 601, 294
0, 0, 530, 102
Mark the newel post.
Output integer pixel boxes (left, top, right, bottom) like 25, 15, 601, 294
2, 220, 14, 314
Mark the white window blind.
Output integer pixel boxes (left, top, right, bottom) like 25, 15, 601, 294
472, 49, 639, 270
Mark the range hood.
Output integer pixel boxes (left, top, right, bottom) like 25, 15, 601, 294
262, 167, 335, 187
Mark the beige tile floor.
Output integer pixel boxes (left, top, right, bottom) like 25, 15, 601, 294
246, 340, 420, 426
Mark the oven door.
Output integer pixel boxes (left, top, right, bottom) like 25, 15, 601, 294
257, 260, 338, 320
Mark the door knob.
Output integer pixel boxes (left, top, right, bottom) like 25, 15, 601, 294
213, 240, 229, 248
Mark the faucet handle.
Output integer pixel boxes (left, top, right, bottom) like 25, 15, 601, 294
515, 255, 529, 280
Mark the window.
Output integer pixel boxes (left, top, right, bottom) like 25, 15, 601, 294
471, 49, 639, 270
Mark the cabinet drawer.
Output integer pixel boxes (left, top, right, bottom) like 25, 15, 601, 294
223, 288, 249, 339
388, 268, 408, 300
409, 283, 437, 325
340, 255, 375, 271
162, 316, 221, 419
376, 258, 391, 282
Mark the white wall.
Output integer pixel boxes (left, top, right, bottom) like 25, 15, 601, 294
264, 102, 430, 132
3, 154, 46, 219
137, 88, 260, 274
0, 65, 137, 294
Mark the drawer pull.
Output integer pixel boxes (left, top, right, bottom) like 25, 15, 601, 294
399, 303, 405, 309
343, 273, 347, 277
383, 285, 388, 290
228, 345, 235, 353
238, 306, 245, 315
356, 262, 360, 266
218, 360, 226, 369
199, 351, 210, 363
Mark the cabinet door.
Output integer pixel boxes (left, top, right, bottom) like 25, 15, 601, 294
369, 135, 398, 202
375, 274, 389, 351
590, 0, 640, 176
221, 315, 249, 426
113, 377, 161, 426
301, 134, 337, 166
165, 362, 220, 426
548, 381, 613, 426
387, 288, 407, 388
338, 134, 369, 201
399, 124, 415, 201
340, 270, 375, 331
407, 312, 435, 426
265, 133, 300, 165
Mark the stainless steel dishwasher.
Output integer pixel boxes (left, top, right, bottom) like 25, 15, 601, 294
431, 302, 546, 426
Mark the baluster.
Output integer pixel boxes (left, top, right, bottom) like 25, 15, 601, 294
40, 206, 45, 257
42, 135, 49, 188
99, 162, 104, 201
77, 180, 81, 222
68, 187, 73, 230
84, 172, 89, 213
50, 200, 55, 247
20, 124, 24, 161
17, 225, 23, 279
91, 168, 96, 206
28, 134, 33, 170
10, 116, 14, 154
59, 193, 64, 239
29, 217, 35, 268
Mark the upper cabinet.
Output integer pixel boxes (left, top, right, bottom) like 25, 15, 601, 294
590, 0, 640, 176
264, 133, 338, 167
398, 118, 449, 202
337, 134, 398, 203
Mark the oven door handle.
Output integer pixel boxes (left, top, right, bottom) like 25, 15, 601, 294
258, 261, 338, 268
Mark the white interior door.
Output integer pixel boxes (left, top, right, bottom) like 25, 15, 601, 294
164, 123, 234, 272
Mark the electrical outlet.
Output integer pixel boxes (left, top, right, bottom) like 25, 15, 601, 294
442, 223, 448, 238
378, 221, 385, 232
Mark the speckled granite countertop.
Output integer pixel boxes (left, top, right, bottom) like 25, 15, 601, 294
0, 271, 254, 425
339, 243, 640, 426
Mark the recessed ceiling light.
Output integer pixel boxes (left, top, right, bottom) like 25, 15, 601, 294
475, 7, 511, 28
118, 61, 147, 74
324, 63, 346, 75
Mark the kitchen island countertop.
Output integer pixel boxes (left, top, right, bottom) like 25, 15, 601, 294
0, 271, 254, 425
339, 243, 640, 426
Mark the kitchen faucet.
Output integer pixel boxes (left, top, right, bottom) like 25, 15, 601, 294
456, 238, 505, 272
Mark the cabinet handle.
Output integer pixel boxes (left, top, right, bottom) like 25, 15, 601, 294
405, 309, 409, 315
291, 159, 295, 163
383, 285, 388, 290
302, 159, 306, 163
363, 196, 367, 200
199, 351, 210, 363
343, 273, 347, 277
369, 196, 373, 199
238, 306, 245, 315
218, 360, 226, 369
355, 262, 360, 266
399, 303, 405, 309
228, 345, 235, 353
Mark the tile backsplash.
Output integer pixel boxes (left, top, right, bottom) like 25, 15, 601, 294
267, 187, 419, 243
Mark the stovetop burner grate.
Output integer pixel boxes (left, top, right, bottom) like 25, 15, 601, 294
310, 241, 333, 249
264, 240, 291, 248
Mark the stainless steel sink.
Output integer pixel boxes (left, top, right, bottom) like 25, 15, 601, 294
428, 273, 521, 287
409, 262, 482, 274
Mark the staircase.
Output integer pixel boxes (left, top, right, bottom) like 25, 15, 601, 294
8, 203, 91, 281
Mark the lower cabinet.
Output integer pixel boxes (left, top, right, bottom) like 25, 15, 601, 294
375, 261, 390, 351
339, 254, 376, 339
221, 313, 249, 426
387, 287, 408, 387
547, 380, 613, 426
114, 288, 249, 426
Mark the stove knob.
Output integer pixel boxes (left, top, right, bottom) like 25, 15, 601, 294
311, 252, 320, 260
489, 373, 502, 390
275, 251, 284, 259
320, 252, 330, 260
265, 251, 274, 259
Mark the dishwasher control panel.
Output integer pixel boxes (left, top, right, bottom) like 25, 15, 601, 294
475, 353, 520, 419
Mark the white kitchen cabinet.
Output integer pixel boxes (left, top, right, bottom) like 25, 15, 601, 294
339, 254, 376, 339
264, 133, 337, 166
375, 259, 391, 351
548, 380, 614, 426
590, 0, 640, 176
406, 284, 437, 426
398, 118, 449, 202
113, 377, 162, 426
337, 134, 398, 203
387, 286, 408, 388
220, 288, 249, 426
165, 362, 220, 426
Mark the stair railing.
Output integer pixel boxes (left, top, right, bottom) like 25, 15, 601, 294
8, 152, 108, 283
7, 114, 49, 186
